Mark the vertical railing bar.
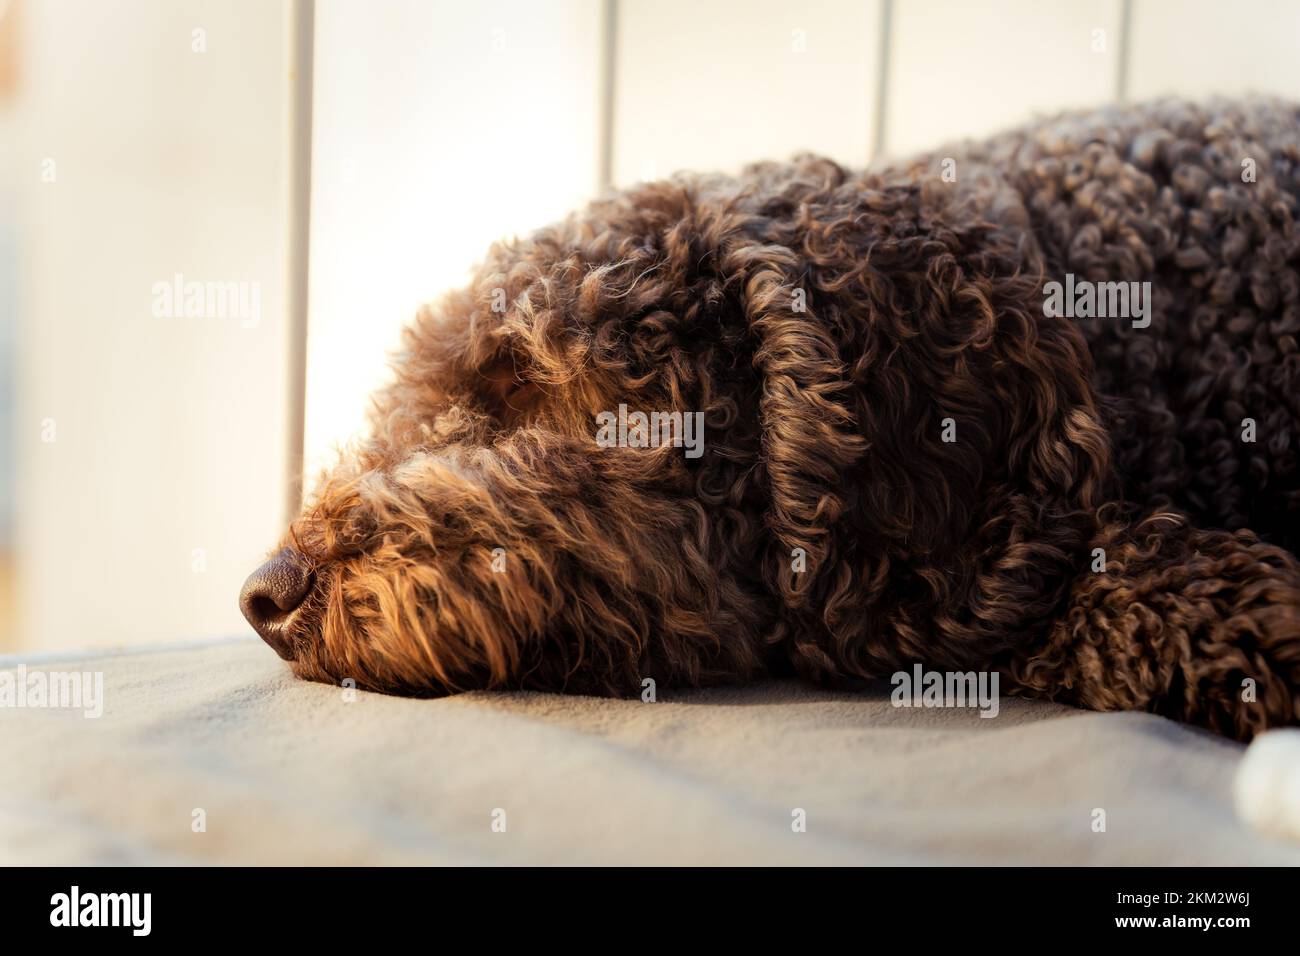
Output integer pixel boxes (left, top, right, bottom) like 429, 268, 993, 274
598, 0, 619, 192
1116, 0, 1134, 102
872, 0, 894, 162
284, 0, 315, 523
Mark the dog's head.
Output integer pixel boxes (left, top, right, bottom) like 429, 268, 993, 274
241, 422, 766, 696
241, 424, 595, 695
241, 434, 525, 695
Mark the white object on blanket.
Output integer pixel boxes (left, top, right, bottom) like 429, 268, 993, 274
1234, 729, 1300, 842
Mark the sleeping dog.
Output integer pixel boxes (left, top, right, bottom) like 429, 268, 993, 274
242, 98, 1300, 741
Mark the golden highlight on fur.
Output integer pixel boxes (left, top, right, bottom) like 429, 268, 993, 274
259, 98, 1300, 741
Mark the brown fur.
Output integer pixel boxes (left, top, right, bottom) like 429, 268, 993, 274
266, 98, 1300, 741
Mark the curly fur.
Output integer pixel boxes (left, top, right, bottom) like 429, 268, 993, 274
261, 98, 1300, 741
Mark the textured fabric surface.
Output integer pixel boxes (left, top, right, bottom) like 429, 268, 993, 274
2, 638, 1298, 865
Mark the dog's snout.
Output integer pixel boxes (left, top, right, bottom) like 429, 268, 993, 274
240, 549, 313, 660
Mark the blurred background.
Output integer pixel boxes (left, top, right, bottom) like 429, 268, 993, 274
1, 0, 1297, 654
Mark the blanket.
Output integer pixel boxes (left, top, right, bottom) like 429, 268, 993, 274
2, 637, 1298, 865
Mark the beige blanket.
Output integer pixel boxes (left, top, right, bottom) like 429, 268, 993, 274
2, 637, 1298, 865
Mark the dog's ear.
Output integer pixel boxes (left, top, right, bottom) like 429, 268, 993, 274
742, 181, 1114, 675
744, 262, 867, 613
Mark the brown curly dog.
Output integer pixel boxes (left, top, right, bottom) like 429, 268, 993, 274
241, 97, 1300, 741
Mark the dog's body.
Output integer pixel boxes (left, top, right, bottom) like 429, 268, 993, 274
243, 98, 1300, 741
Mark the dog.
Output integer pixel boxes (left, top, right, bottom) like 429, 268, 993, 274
241, 98, 1300, 741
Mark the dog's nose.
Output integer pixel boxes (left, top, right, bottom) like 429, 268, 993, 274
239, 549, 313, 660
